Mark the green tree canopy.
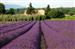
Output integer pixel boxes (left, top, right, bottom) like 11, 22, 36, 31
0, 3, 5, 14
7, 8, 15, 15
26, 2, 36, 14
45, 4, 51, 15
68, 9, 75, 16
47, 9, 65, 18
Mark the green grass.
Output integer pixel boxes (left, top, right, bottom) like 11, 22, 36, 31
0, 14, 34, 21
51, 15, 75, 20
0, 14, 45, 22
0, 14, 75, 22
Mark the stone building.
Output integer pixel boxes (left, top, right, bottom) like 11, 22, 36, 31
24, 9, 45, 16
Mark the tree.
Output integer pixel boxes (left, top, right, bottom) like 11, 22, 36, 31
45, 4, 51, 15
68, 10, 75, 16
7, 8, 15, 15
47, 9, 65, 18
26, 2, 35, 14
0, 3, 5, 14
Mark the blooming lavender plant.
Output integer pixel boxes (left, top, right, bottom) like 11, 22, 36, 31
0, 21, 35, 48
2, 21, 41, 49
0, 21, 31, 33
41, 21, 75, 49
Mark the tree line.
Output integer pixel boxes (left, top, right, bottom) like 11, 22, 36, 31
0, 3, 15, 15
0, 2, 75, 19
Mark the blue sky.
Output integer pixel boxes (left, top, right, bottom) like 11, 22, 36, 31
0, 0, 74, 8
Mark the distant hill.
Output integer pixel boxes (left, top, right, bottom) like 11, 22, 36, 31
5, 4, 24, 9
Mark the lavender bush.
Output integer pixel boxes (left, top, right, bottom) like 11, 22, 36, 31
41, 21, 75, 49
0, 21, 35, 48
2, 21, 41, 49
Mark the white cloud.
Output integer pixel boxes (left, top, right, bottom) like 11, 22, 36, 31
0, 0, 74, 8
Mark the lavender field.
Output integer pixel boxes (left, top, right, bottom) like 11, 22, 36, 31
0, 20, 75, 49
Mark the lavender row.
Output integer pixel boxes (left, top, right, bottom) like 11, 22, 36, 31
44, 20, 75, 34
0, 21, 36, 48
0, 21, 28, 30
44, 20, 75, 42
41, 21, 75, 49
1, 21, 41, 49
0, 21, 31, 33
0, 22, 16, 28
0, 21, 24, 29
